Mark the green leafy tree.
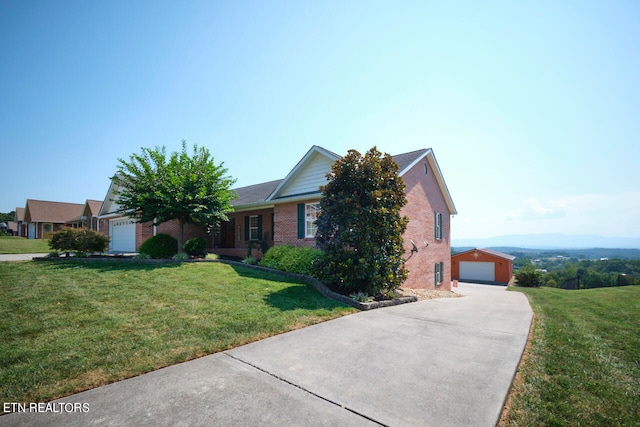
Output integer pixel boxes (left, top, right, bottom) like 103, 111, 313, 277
113, 141, 236, 252
514, 266, 543, 287
314, 147, 409, 296
0, 211, 15, 223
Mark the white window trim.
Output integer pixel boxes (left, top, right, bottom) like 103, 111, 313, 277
435, 212, 443, 240
435, 261, 445, 286
249, 215, 259, 241
305, 203, 320, 238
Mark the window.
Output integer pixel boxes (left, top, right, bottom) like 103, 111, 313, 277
249, 215, 259, 241
435, 261, 444, 286
435, 212, 443, 240
305, 203, 320, 238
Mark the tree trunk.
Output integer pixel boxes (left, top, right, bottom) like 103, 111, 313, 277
178, 219, 184, 253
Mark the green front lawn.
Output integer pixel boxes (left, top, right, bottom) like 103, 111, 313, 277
0, 260, 356, 404
0, 236, 51, 254
504, 286, 639, 426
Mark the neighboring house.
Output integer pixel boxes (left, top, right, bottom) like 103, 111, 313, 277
451, 248, 515, 285
23, 199, 84, 239
214, 146, 457, 290
7, 221, 18, 236
97, 180, 208, 253
67, 200, 104, 230
14, 207, 26, 237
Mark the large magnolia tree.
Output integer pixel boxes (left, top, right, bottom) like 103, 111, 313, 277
113, 141, 236, 252
314, 147, 409, 296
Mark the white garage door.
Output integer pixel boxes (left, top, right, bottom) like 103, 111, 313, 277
459, 261, 495, 282
110, 218, 136, 252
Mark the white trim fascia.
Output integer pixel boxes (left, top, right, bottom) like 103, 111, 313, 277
98, 178, 119, 217
398, 148, 457, 216
232, 191, 323, 212
97, 212, 134, 220
398, 148, 432, 177
271, 194, 322, 205
232, 204, 276, 213
427, 151, 458, 216
266, 146, 341, 202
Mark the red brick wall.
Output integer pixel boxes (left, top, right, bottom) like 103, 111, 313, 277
219, 208, 276, 255
401, 160, 453, 290
274, 201, 319, 247
156, 221, 209, 245
98, 219, 110, 237
99, 216, 210, 252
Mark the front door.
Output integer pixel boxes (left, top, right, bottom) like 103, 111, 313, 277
221, 218, 236, 248
42, 223, 54, 240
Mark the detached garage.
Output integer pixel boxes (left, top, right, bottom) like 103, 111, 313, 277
452, 248, 515, 285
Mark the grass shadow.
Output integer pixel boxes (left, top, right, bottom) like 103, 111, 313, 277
263, 284, 352, 311
35, 259, 183, 272
227, 263, 351, 311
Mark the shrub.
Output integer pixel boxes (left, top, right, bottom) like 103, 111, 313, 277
49, 227, 109, 255
259, 245, 322, 276
183, 237, 207, 257
133, 253, 152, 260
243, 257, 258, 265
515, 267, 543, 288
74, 228, 110, 254
49, 228, 75, 254
172, 253, 189, 261
314, 147, 408, 297
138, 233, 178, 259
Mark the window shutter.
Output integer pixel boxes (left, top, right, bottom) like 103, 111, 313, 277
271, 213, 275, 241
297, 203, 305, 239
440, 262, 445, 284
257, 215, 263, 240
244, 216, 249, 241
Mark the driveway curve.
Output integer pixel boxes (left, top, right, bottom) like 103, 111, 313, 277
1, 283, 532, 427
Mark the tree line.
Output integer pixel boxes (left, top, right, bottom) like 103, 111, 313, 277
516, 256, 640, 289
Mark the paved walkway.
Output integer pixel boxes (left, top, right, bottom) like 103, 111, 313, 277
0, 254, 48, 261
1, 283, 533, 427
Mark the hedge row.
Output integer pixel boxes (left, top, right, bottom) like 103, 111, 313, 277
259, 245, 321, 276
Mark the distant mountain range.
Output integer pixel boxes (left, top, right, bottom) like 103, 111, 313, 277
452, 233, 640, 249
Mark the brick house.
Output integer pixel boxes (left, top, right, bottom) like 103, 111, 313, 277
66, 200, 104, 231
215, 146, 457, 290
97, 179, 209, 253
14, 207, 26, 237
22, 199, 84, 239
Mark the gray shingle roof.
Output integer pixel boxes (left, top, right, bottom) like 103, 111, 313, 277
391, 149, 429, 172
232, 179, 283, 206
231, 147, 432, 207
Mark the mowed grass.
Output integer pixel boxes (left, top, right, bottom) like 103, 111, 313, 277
0, 260, 357, 404
505, 285, 639, 426
0, 236, 50, 254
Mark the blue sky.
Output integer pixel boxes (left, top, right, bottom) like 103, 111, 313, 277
1, 1, 639, 240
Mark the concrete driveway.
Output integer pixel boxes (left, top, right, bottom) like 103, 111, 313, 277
0, 254, 48, 261
1, 283, 532, 427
